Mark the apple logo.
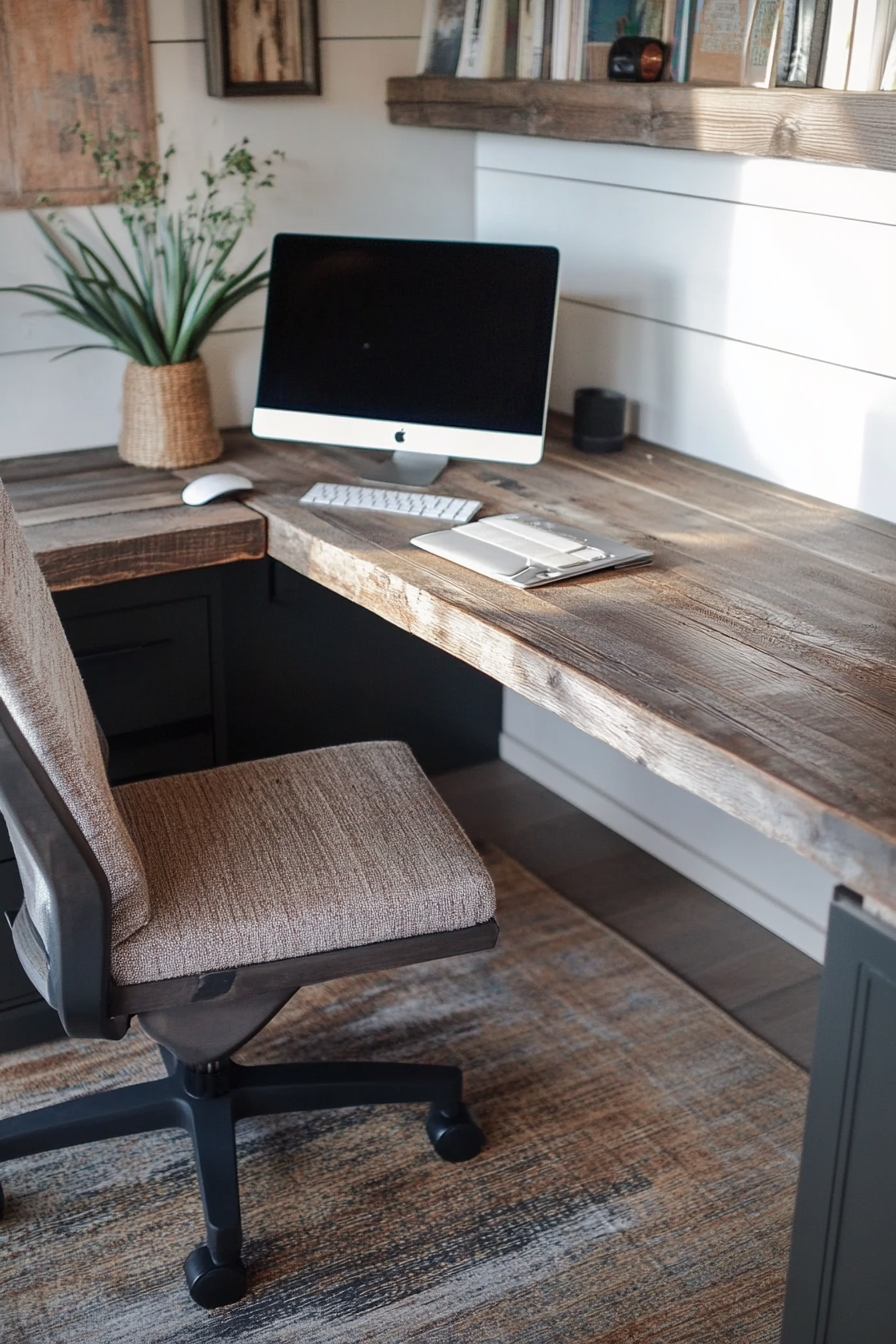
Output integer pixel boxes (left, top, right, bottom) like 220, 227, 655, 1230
395, 429, 406, 443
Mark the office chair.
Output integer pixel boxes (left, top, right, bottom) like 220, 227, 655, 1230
0, 482, 498, 1308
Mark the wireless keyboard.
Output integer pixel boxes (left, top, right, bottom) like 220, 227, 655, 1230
300, 482, 481, 523
411, 513, 653, 588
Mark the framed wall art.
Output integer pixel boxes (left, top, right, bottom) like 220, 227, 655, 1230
0, 0, 155, 209
203, 0, 321, 98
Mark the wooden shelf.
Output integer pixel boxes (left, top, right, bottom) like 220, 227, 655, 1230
387, 76, 896, 172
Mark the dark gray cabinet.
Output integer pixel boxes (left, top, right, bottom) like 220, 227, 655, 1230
782, 891, 896, 1343
55, 570, 227, 787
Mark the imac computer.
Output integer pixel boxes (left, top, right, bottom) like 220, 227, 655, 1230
252, 234, 560, 485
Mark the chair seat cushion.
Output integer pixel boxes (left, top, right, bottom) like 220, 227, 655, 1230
110, 741, 494, 987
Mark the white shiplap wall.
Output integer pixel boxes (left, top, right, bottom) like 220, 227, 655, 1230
477, 135, 896, 520
0, 0, 474, 457
476, 132, 896, 960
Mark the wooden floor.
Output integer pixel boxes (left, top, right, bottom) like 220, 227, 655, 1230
434, 759, 821, 1070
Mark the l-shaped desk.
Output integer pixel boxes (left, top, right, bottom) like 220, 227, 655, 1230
5, 417, 896, 1342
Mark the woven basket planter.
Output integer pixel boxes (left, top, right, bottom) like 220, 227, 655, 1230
118, 357, 222, 470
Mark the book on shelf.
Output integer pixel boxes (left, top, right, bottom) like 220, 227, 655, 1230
550, 0, 573, 74
775, 0, 799, 77
818, 0, 857, 84
689, 0, 753, 82
517, 0, 548, 74
669, 0, 698, 77
583, 39, 613, 73
742, 0, 785, 83
845, 0, 895, 86
881, 15, 896, 82
427, 0, 895, 86
568, 0, 590, 74
541, 0, 556, 71
417, 0, 468, 73
457, 0, 508, 75
775, 0, 829, 84
504, 0, 522, 73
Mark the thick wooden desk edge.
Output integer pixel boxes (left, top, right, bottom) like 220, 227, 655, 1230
0, 444, 266, 590
257, 496, 896, 914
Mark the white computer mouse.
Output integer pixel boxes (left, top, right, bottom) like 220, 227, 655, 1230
181, 472, 254, 506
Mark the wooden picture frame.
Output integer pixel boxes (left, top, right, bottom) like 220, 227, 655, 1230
203, 0, 321, 98
0, 0, 156, 210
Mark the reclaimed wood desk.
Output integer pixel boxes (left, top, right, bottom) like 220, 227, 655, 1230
4, 418, 896, 1341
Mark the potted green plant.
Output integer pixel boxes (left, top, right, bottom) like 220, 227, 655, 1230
8, 128, 281, 470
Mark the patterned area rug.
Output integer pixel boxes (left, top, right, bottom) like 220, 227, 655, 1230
0, 848, 806, 1343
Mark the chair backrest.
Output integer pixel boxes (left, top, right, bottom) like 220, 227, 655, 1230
0, 481, 148, 1032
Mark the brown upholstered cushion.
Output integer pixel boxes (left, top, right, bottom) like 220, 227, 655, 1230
0, 482, 149, 951
111, 741, 495, 986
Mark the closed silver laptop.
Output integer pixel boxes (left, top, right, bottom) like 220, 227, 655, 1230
411, 513, 653, 589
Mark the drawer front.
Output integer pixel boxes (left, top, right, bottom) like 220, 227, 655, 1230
63, 597, 212, 737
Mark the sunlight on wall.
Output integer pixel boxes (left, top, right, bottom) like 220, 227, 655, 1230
720, 338, 867, 506
722, 157, 868, 510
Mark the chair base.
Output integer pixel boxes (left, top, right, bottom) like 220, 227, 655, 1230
0, 1049, 485, 1308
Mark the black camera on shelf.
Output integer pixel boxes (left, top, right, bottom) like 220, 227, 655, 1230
608, 36, 667, 81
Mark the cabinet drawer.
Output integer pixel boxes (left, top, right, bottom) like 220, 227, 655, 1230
63, 597, 212, 737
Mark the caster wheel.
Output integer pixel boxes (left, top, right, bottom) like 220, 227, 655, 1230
184, 1244, 247, 1309
426, 1102, 485, 1163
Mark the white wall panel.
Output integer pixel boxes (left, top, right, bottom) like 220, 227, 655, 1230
0, 348, 128, 457
202, 326, 264, 427
551, 298, 896, 521
478, 167, 896, 377
476, 132, 896, 226
151, 39, 473, 244
147, 0, 204, 42
321, 0, 425, 37
149, 0, 425, 43
0, 327, 264, 456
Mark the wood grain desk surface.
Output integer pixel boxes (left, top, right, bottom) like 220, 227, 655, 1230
3, 420, 895, 911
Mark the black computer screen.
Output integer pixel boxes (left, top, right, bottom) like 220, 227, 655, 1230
255, 235, 559, 435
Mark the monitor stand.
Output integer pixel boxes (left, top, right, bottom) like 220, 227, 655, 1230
360, 451, 449, 488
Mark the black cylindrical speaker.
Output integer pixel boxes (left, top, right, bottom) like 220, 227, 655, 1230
573, 388, 626, 454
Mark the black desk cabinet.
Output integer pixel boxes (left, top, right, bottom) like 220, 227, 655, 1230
0, 559, 500, 1053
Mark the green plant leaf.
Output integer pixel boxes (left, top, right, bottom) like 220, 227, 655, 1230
2, 285, 147, 362
182, 272, 270, 358
14, 136, 278, 365
50, 343, 127, 361
28, 212, 81, 274
170, 248, 266, 363
88, 210, 151, 308
77, 225, 169, 357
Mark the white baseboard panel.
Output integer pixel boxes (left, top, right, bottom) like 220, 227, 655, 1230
500, 698, 832, 961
